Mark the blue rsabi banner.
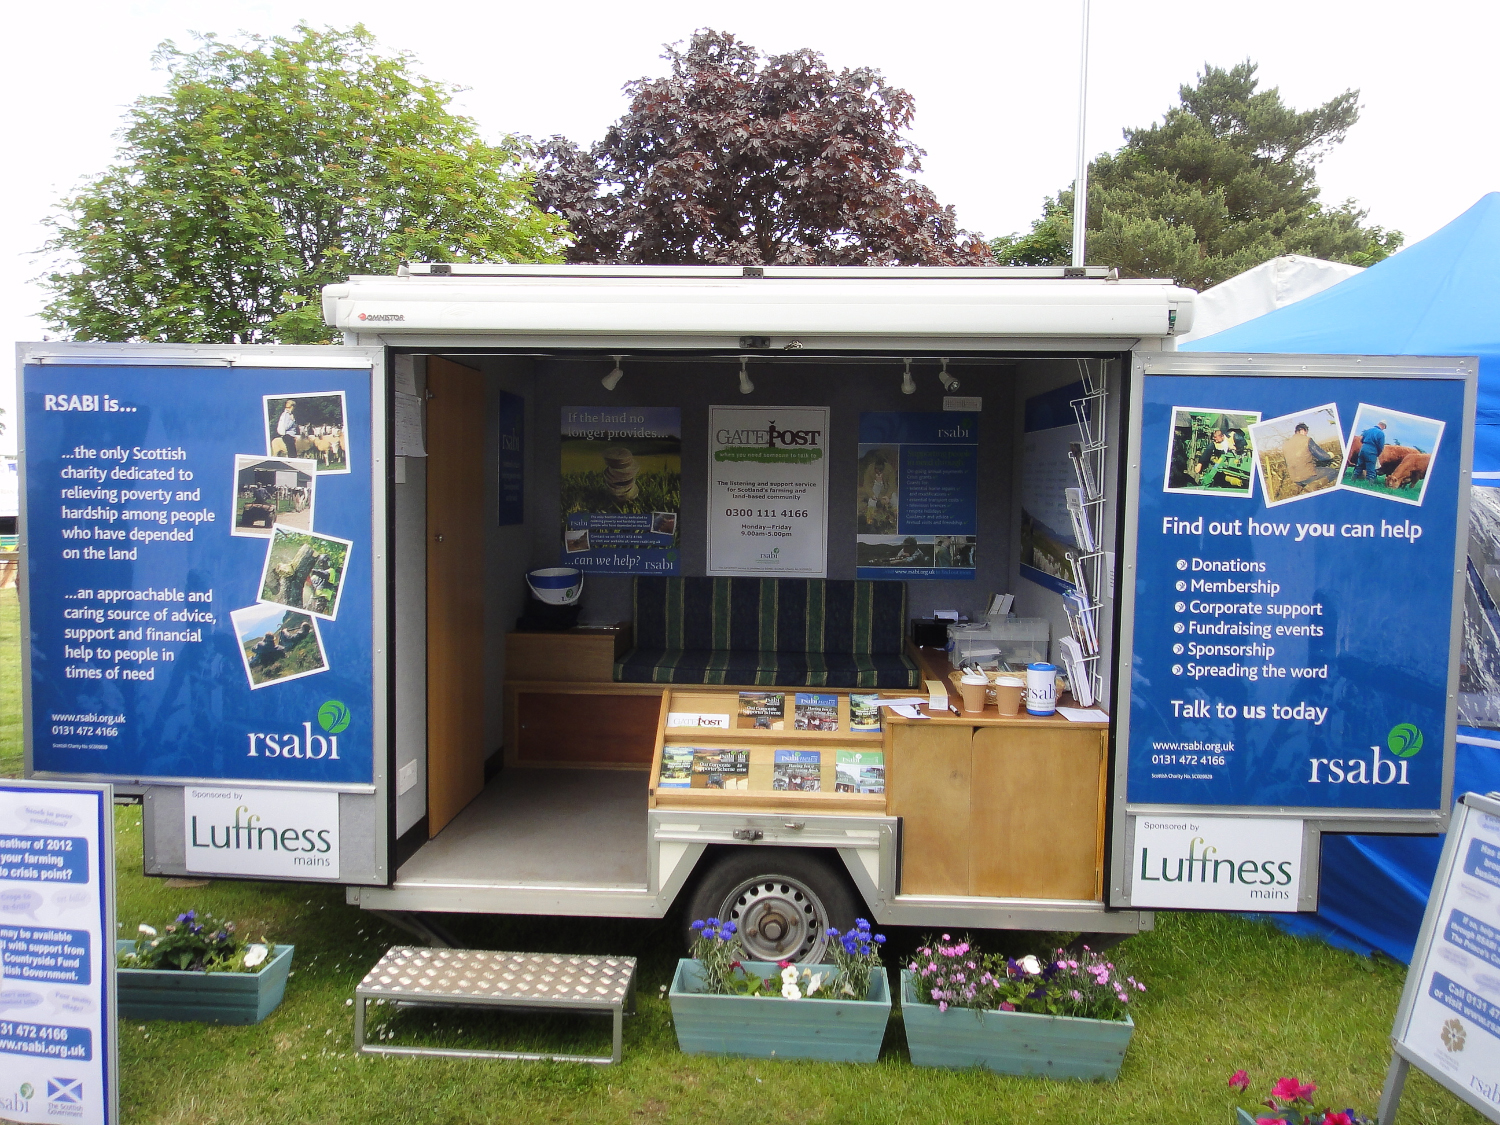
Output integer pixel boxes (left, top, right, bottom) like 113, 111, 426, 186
22, 365, 375, 786
1127, 372, 1464, 810
856, 412, 978, 580
497, 391, 524, 526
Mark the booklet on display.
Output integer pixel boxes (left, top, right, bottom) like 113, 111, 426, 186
690, 748, 750, 789
849, 694, 882, 732
772, 749, 822, 791
737, 692, 785, 730
835, 750, 885, 794
794, 692, 839, 731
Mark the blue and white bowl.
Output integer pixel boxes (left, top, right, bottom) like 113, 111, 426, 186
526, 567, 583, 605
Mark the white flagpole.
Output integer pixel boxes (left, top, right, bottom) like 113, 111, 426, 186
1071, 0, 1092, 268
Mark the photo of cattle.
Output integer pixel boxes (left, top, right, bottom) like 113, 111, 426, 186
1338, 403, 1444, 507
230, 455, 316, 538
257, 525, 352, 621
231, 603, 327, 690
1248, 405, 1346, 507
1162, 406, 1260, 497
263, 391, 350, 473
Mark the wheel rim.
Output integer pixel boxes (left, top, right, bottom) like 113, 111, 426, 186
719, 873, 829, 963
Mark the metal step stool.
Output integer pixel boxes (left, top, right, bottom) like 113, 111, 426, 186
354, 947, 637, 1065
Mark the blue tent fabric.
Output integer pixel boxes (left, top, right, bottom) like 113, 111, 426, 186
1184, 194, 1500, 961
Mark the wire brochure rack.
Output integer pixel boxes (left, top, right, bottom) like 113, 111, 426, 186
1063, 359, 1109, 708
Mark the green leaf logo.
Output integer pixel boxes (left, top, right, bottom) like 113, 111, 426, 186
20, 1084, 33, 1100
318, 700, 351, 734
1388, 723, 1423, 758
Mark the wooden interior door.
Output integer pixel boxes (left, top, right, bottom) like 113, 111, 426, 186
426, 356, 487, 836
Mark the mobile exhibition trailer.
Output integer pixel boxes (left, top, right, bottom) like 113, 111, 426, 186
14, 265, 1477, 961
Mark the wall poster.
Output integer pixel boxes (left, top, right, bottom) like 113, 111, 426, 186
707, 406, 828, 576
560, 406, 680, 574
1127, 371, 1465, 812
856, 411, 977, 580
1020, 382, 1087, 594
22, 363, 376, 787
497, 391, 524, 526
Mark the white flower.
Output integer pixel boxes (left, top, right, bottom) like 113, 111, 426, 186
781, 983, 802, 1000
780, 966, 799, 985
804, 972, 825, 996
1019, 955, 1043, 976
243, 944, 269, 968
137, 924, 157, 937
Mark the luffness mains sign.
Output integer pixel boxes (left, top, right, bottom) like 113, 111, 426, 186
1129, 814, 1304, 911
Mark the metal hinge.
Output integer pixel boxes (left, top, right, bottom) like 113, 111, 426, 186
731, 829, 764, 842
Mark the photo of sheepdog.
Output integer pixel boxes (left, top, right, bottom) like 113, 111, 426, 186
257, 526, 352, 621
232, 603, 327, 689
264, 391, 350, 473
1338, 404, 1444, 507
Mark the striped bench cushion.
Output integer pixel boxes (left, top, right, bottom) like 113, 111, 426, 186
615, 648, 919, 688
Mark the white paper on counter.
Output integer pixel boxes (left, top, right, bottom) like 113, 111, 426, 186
395, 391, 427, 456
873, 697, 928, 708
891, 705, 929, 719
1058, 707, 1110, 722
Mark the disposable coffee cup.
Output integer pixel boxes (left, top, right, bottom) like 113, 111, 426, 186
959, 674, 988, 714
1026, 662, 1058, 716
993, 675, 1025, 716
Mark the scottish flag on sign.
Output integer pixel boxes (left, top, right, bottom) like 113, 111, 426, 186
48, 1077, 82, 1104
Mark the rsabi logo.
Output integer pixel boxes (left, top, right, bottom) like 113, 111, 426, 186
246, 701, 353, 760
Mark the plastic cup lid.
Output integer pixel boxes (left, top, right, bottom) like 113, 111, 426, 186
1028, 662, 1056, 672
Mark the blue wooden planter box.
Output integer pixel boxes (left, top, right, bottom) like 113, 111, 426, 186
900, 970, 1134, 1080
669, 959, 890, 1062
116, 941, 294, 1025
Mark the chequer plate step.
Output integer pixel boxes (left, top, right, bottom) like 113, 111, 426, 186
358, 948, 635, 1006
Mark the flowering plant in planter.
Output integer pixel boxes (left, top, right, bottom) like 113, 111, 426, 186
119, 910, 273, 974
1228, 1070, 1372, 1125
687, 916, 886, 1000
908, 936, 1144, 1020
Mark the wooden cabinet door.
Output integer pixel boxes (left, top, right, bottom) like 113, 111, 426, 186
886, 724, 973, 895
425, 357, 487, 836
970, 727, 1106, 900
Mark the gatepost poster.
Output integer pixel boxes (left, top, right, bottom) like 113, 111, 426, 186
856, 412, 977, 580
0, 783, 115, 1125
21, 364, 374, 788
707, 406, 829, 576
560, 406, 681, 574
1127, 371, 1464, 812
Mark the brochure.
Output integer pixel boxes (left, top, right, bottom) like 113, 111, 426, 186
772, 749, 822, 791
849, 693, 882, 732
658, 746, 694, 788
691, 748, 750, 790
667, 712, 731, 728
737, 691, 785, 730
836, 750, 886, 794
794, 692, 839, 731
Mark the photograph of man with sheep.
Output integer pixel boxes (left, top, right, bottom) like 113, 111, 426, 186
1248, 404, 1346, 507
1162, 407, 1260, 497
1338, 404, 1444, 506
263, 391, 350, 473
257, 526, 352, 620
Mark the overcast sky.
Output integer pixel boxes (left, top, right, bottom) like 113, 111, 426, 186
4, 0, 1497, 454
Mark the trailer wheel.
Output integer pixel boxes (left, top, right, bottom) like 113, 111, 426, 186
683, 849, 859, 964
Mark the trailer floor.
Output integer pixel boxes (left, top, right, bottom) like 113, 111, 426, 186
394, 768, 650, 888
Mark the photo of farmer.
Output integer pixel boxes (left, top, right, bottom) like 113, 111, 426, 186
857, 445, 899, 534
231, 455, 316, 538
263, 391, 350, 473
1163, 407, 1260, 496
1248, 404, 1346, 507
257, 526, 352, 620
231, 603, 328, 689
1338, 404, 1445, 507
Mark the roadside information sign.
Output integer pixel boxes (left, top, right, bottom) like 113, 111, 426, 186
0, 780, 116, 1125
1380, 792, 1500, 1124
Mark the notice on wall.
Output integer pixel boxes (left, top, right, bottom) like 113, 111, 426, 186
1020, 382, 1087, 594
0, 781, 116, 1125
1129, 814, 1302, 911
560, 406, 680, 574
497, 391, 524, 526
1126, 371, 1465, 812
1391, 795, 1500, 1120
183, 786, 340, 879
707, 406, 828, 576
856, 412, 977, 580
22, 365, 376, 789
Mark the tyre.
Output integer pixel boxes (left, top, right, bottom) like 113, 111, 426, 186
682, 848, 862, 963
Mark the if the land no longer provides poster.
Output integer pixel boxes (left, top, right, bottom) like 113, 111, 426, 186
561, 406, 681, 574
707, 406, 829, 576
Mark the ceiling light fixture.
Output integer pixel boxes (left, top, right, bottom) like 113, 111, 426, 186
938, 358, 960, 392
901, 358, 916, 395
600, 356, 625, 390
738, 356, 755, 395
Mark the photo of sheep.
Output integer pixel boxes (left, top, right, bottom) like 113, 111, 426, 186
231, 455, 316, 538
1248, 404, 1346, 508
1162, 407, 1260, 497
264, 391, 350, 473
231, 603, 328, 689
857, 445, 899, 533
1338, 404, 1444, 507
257, 526, 352, 621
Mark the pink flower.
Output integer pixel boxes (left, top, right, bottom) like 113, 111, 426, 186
1256, 1119, 1283, 1125
999, 1002, 1015, 1011
1323, 1113, 1353, 1125
1270, 1077, 1307, 1102
1298, 1082, 1318, 1101
931, 988, 943, 1000
1228, 1070, 1250, 1091
938, 1001, 948, 1012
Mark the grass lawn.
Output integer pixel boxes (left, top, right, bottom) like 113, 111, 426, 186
0, 585, 1486, 1122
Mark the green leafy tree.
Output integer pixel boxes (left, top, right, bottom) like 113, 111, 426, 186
40, 24, 567, 344
992, 62, 1402, 289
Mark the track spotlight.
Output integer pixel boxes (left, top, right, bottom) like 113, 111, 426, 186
901, 358, 916, 395
739, 356, 755, 395
601, 356, 625, 391
938, 358, 960, 392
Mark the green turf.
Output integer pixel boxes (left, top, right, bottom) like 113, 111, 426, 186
0, 584, 1485, 1122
